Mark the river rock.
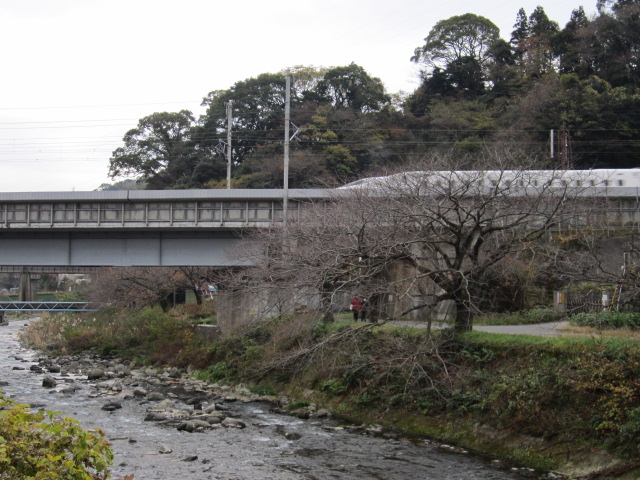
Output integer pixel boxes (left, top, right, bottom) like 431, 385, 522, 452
148, 391, 165, 401
144, 412, 168, 421
133, 388, 147, 398
203, 414, 223, 425
48, 365, 61, 373
87, 368, 104, 380
153, 399, 175, 411
221, 417, 246, 429
365, 425, 384, 435
30, 365, 44, 373
119, 390, 135, 400
42, 376, 57, 388
313, 408, 331, 418
158, 445, 173, 454
114, 363, 128, 374
65, 361, 81, 373
185, 396, 206, 406
101, 401, 122, 411
176, 419, 211, 432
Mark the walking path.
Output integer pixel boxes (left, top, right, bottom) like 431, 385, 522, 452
390, 320, 571, 337
474, 320, 570, 337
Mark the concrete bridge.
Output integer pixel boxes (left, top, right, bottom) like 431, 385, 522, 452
2, 182, 640, 269
0, 189, 331, 268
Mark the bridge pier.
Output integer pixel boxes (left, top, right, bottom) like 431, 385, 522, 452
18, 273, 38, 302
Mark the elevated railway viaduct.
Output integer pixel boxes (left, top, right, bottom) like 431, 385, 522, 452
2, 180, 640, 321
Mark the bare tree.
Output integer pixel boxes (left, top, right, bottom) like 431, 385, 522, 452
540, 228, 640, 313
239, 150, 585, 332
88, 266, 226, 310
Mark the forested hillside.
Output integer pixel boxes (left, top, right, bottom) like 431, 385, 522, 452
108, 0, 640, 190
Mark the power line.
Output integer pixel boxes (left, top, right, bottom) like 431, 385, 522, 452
0, 100, 204, 111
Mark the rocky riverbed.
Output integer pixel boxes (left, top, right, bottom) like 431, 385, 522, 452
1, 318, 562, 479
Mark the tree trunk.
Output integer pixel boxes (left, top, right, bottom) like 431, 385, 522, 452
320, 282, 335, 323
454, 301, 473, 332
193, 288, 203, 305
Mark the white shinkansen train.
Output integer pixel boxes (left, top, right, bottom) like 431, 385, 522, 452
340, 169, 640, 190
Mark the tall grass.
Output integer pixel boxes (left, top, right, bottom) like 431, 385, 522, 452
20, 305, 213, 366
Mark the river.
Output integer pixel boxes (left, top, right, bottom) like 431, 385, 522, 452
0, 318, 557, 480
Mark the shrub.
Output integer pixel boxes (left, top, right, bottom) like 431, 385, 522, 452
320, 378, 349, 394
0, 393, 113, 479
619, 406, 640, 451
571, 311, 640, 330
194, 361, 233, 382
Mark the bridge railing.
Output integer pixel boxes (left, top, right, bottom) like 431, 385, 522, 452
0, 200, 296, 228
0, 189, 334, 229
0, 301, 97, 312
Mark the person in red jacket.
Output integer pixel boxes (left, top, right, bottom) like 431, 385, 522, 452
350, 296, 363, 321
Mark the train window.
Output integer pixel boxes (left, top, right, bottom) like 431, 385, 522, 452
618, 180, 624, 186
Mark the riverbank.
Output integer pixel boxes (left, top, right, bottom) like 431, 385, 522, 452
18, 308, 640, 479
1, 317, 542, 480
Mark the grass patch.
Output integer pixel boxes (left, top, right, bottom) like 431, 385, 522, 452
462, 330, 640, 356
474, 308, 566, 326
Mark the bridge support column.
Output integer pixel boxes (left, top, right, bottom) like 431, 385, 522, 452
19, 273, 38, 302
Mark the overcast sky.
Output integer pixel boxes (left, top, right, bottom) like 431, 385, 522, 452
0, 0, 595, 192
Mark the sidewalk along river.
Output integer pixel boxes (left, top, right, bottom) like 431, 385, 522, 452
0, 318, 558, 480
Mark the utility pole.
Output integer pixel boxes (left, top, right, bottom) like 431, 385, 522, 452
226, 100, 233, 189
283, 73, 291, 224
559, 128, 573, 170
